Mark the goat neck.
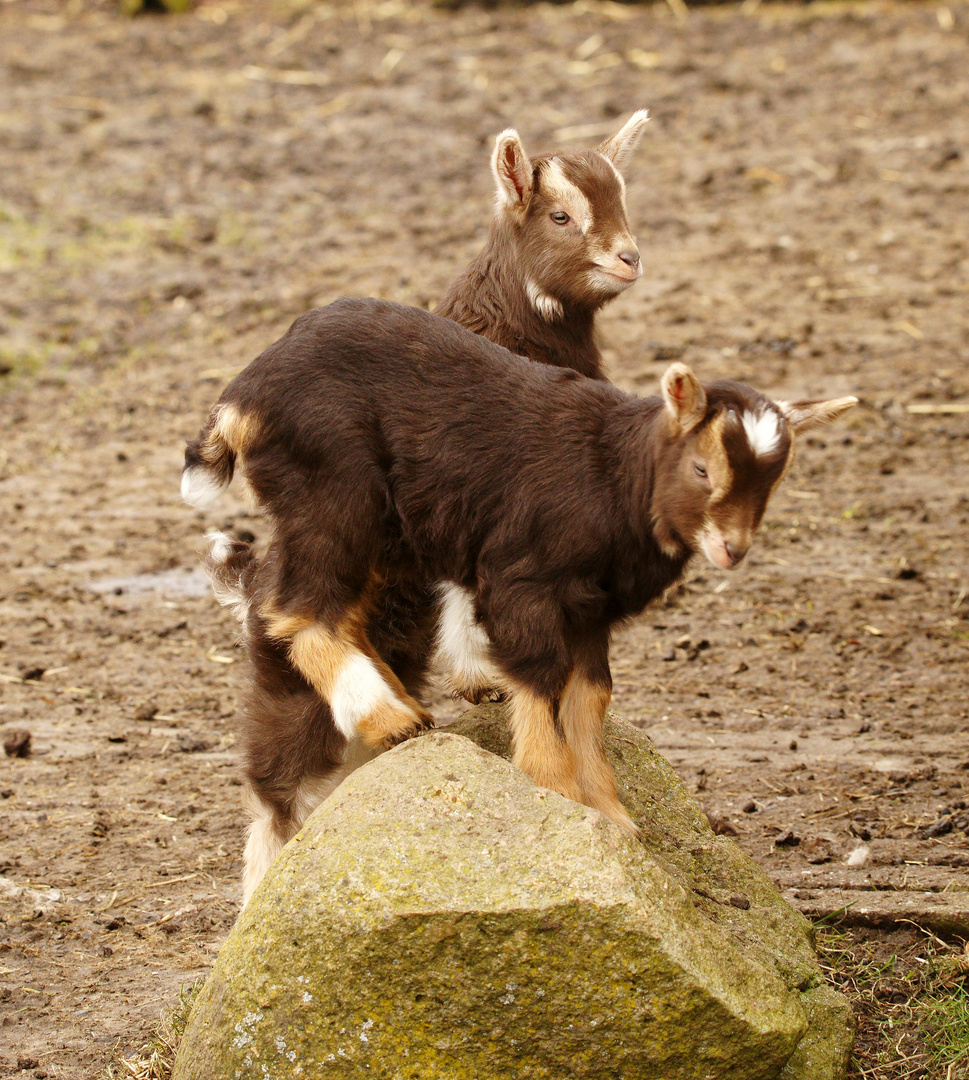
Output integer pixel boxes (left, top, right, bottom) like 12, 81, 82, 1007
437, 214, 602, 379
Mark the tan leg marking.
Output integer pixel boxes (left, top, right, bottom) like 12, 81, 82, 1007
262, 604, 433, 750
507, 683, 583, 805
559, 673, 638, 834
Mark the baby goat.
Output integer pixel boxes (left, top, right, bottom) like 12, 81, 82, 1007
436, 110, 650, 379
183, 298, 856, 901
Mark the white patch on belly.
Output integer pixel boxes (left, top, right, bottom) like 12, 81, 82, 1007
329, 654, 396, 739
433, 583, 501, 692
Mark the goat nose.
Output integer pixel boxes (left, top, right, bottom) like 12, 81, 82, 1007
618, 250, 640, 268
725, 542, 747, 566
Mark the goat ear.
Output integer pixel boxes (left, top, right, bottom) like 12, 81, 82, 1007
596, 109, 650, 173
492, 129, 533, 208
776, 396, 858, 434
662, 363, 707, 432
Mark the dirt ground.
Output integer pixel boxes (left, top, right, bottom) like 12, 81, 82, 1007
0, 0, 967, 1075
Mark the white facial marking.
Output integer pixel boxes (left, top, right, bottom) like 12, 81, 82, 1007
525, 279, 564, 321
742, 409, 782, 458
434, 583, 502, 694
329, 654, 396, 740
698, 527, 733, 571
599, 153, 627, 195
181, 465, 228, 509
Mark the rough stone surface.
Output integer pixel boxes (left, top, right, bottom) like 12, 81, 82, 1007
174, 711, 852, 1079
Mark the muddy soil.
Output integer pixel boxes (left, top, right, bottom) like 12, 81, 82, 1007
0, 0, 967, 1075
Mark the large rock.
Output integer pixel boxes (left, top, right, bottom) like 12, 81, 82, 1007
174, 710, 852, 1079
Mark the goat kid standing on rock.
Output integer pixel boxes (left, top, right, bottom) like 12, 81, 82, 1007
183, 298, 857, 902
188, 112, 652, 837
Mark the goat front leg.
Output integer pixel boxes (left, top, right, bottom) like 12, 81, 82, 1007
505, 681, 584, 806
558, 650, 638, 835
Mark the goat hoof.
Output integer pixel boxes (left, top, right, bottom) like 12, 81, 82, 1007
453, 686, 505, 706
473, 688, 505, 705
383, 714, 435, 748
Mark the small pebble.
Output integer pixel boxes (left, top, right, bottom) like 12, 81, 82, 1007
3, 729, 32, 758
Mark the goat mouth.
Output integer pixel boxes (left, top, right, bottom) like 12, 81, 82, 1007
699, 532, 741, 571
595, 266, 640, 287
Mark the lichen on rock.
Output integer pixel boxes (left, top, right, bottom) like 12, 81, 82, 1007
173, 710, 852, 1079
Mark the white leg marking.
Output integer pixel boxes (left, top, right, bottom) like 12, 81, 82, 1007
291, 739, 380, 826
329, 654, 397, 739
181, 465, 228, 509
203, 530, 250, 624
242, 796, 286, 908
205, 529, 234, 564
241, 738, 382, 908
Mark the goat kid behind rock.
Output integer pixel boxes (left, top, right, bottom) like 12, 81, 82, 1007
183, 299, 856, 902
436, 109, 650, 380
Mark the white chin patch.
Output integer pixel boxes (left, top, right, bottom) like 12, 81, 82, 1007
591, 269, 634, 295
525, 279, 564, 321
329, 655, 395, 740
181, 466, 227, 509
699, 531, 732, 571
742, 409, 782, 458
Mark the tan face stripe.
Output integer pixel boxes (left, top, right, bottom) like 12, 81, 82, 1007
540, 157, 593, 233
696, 413, 734, 501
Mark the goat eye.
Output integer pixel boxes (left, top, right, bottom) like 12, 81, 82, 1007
694, 462, 708, 480
550, 211, 570, 225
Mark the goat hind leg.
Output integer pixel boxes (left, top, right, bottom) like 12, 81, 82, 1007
434, 583, 505, 704
267, 607, 433, 750
242, 785, 293, 907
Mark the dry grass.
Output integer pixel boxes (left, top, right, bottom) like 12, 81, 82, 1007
817, 924, 969, 1080
100, 982, 201, 1080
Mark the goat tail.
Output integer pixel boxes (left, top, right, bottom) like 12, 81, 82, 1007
181, 403, 242, 509
203, 530, 257, 625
